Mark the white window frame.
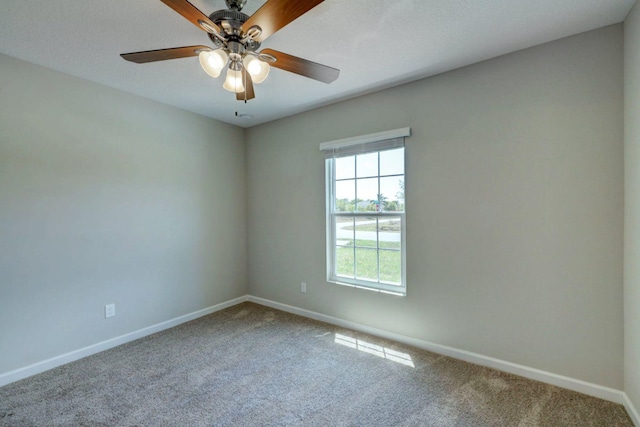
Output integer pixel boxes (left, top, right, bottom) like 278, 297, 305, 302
320, 128, 410, 296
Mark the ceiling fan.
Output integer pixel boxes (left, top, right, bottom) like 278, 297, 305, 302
121, 0, 340, 102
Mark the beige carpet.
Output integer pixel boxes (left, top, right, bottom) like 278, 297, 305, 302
0, 302, 633, 426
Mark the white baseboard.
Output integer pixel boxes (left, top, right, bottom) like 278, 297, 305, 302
0, 295, 249, 388
624, 393, 640, 426
247, 296, 625, 405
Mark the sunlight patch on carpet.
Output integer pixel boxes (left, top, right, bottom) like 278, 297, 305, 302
334, 333, 415, 367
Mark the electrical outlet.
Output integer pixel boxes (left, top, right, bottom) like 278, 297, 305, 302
105, 303, 115, 318
301, 282, 307, 293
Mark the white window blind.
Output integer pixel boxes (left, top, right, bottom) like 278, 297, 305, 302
319, 128, 410, 158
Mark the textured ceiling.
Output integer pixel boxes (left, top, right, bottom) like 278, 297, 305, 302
0, 0, 635, 127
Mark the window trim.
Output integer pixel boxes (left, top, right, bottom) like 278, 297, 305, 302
321, 128, 410, 296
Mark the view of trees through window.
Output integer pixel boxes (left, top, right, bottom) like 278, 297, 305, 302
334, 148, 405, 213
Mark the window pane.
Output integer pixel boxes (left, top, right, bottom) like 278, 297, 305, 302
356, 178, 378, 212
356, 152, 378, 178
379, 250, 401, 284
378, 216, 402, 250
335, 179, 355, 212
355, 248, 378, 282
336, 246, 355, 278
380, 148, 404, 176
397, 178, 405, 209
379, 177, 405, 212
335, 156, 355, 180
355, 217, 377, 248
335, 216, 354, 245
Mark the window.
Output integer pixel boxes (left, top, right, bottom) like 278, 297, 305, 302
320, 128, 409, 295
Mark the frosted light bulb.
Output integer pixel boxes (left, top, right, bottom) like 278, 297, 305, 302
223, 68, 245, 93
199, 49, 228, 78
248, 60, 262, 75
242, 56, 270, 84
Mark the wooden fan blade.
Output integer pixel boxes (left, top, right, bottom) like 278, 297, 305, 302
261, 48, 339, 83
121, 45, 210, 63
160, 0, 221, 34
241, 0, 324, 42
237, 69, 256, 101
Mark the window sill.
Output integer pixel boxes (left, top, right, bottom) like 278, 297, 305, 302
327, 279, 406, 297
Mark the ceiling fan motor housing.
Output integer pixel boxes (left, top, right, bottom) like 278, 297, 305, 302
208, 9, 260, 52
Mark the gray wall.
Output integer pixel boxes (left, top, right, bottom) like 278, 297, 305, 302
246, 25, 624, 389
0, 54, 248, 374
625, 1, 640, 413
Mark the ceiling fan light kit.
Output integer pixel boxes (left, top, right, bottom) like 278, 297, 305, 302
121, 0, 340, 103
